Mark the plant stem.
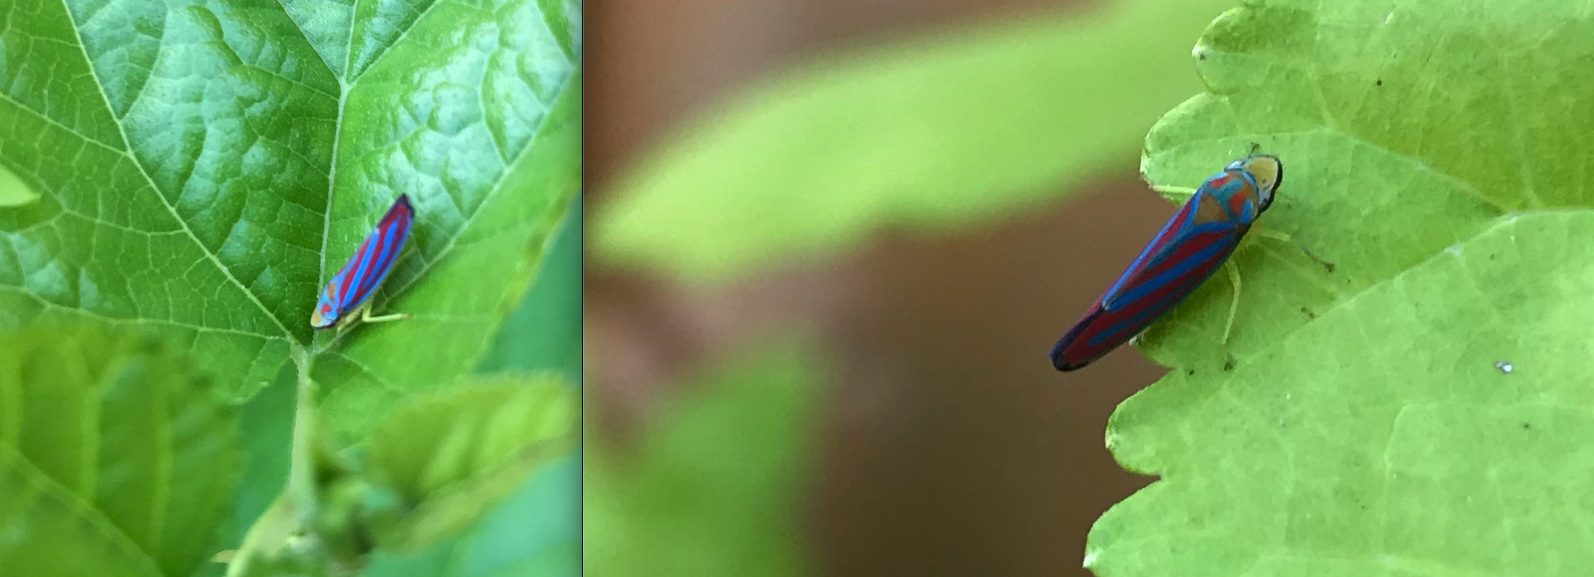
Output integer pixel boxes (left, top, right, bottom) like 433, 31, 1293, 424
289, 345, 319, 523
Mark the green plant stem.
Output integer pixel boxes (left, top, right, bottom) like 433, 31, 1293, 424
290, 345, 321, 524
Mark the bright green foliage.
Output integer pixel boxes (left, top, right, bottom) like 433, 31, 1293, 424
0, 0, 582, 439
1089, 1, 1594, 575
363, 375, 577, 552
594, 0, 1237, 284
584, 346, 819, 577
0, 324, 241, 577
199, 205, 580, 577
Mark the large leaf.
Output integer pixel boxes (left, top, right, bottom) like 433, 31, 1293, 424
593, 0, 1236, 284
1088, 1, 1594, 575
0, 324, 241, 577
584, 345, 819, 577
0, 0, 582, 439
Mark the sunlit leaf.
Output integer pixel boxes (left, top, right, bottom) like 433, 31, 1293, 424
1089, 1, 1594, 575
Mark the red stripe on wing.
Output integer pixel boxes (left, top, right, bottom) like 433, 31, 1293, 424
1050, 226, 1241, 371
1096, 194, 1202, 304
326, 195, 415, 314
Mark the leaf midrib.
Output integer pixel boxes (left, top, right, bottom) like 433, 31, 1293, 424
57, 0, 297, 342
52, 0, 573, 351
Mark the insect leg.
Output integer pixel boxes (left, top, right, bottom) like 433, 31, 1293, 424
361, 307, 412, 324
1253, 229, 1334, 272
329, 324, 347, 350
1222, 260, 1242, 345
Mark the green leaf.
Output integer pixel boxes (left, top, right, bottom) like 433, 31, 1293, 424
0, 323, 241, 577
0, 0, 582, 439
1089, 1, 1594, 575
224, 366, 299, 554
189, 365, 299, 577
584, 345, 819, 577
358, 455, 580, 577
475, 197, 582, 381
363, 375, 577, 552
0, 162, 39, 207
593, 0, 1237, 284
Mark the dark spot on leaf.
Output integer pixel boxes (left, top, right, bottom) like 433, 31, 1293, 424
1375, 78, 1383, 86
1187, 369, 1196, 376
1300, 307, 1317, 319
1223, 358, 1236, 371
1522, 422, 1531, 430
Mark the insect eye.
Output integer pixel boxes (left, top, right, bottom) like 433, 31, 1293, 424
321, 303, 332, 314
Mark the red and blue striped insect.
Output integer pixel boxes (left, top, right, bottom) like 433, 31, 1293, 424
1049, 154, 1287, 371
311, 194, 415, 330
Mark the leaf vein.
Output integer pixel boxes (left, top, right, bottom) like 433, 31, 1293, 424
383, 75, 575, 301
54, 0, 298, 343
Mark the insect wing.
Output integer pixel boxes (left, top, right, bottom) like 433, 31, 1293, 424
315, 195, 415, 327
1049, 187, 1244, 371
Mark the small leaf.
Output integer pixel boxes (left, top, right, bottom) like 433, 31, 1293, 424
357, 456, 581, 577
362, 375, 577, 552
593, 0, 1239, 284
0, 323, 241, 577
1090, 1, 1594, 575
584, 344, 819, 577
0, 163, 39, 206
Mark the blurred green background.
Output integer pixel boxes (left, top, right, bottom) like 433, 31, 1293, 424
586, 0, 1230, 574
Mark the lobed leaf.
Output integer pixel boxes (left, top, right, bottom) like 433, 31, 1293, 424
1089, 1, 1594, 575
0, 0, 582, 441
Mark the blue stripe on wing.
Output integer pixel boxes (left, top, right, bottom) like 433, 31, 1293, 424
353, 222, 402, 305
1105, 223, 1236, 309
1099, 193, 1200, 304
